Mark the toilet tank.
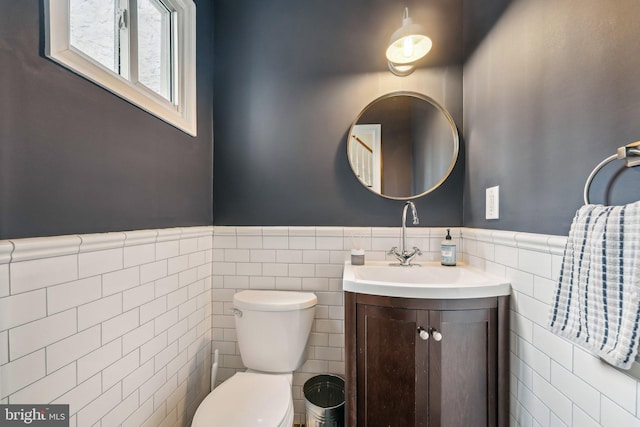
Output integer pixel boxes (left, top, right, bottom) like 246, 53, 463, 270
233, 290, 317, 373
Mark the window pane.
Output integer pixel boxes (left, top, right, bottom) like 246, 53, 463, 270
69, 0, 117, 73
138, 0, 172, 101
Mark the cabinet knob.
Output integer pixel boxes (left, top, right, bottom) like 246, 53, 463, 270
430, 329, 443, 342
417, 327, 430, 341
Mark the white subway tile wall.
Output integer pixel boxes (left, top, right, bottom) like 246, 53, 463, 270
211, 226, 443, 424
4, 225, 640, 427
0, 227, 213, 427
463, 228, 640, 427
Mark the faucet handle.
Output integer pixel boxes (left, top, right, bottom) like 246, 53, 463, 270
412, 246, 422, 255
388, 246, 399, 255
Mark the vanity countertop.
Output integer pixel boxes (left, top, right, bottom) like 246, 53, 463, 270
343, 261, 511, 299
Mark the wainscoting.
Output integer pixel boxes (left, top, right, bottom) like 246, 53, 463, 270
210, 226, 454, 424
0, 228, 213, 427
3, 226, 640, 426
463, 228, 640, 427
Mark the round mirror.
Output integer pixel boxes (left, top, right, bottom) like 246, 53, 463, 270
347, 91, 459, 200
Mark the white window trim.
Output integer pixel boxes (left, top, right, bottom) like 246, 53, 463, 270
44, 0, 197, 136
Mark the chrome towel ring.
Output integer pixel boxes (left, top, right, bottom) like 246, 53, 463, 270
583, 142, 640, 205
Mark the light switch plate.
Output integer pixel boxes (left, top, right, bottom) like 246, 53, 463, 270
486, 186, 499, 220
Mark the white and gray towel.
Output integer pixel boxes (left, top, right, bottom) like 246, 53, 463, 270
549, 201, 640, 369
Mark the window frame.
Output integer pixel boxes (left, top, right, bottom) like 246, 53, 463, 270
44, 0, 197, 136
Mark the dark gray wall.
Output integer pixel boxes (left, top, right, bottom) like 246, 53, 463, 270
413, 102, 455, 191
213, 0, 465, 227
463, 0, 640, 235
0, 0, 214, 239
12, 0, 627, 238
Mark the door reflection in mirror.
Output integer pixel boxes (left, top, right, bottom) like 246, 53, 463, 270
350, 125, 381, 193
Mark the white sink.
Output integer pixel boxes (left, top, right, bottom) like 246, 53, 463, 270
343, 261, 511, 299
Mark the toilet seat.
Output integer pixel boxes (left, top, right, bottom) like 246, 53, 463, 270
191, 372, 294, 427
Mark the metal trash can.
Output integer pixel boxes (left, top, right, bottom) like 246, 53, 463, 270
303, 374, 345, 427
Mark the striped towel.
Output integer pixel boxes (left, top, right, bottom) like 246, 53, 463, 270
549, 201, 640, 369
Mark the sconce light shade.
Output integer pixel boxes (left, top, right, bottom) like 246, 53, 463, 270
386, 7, 432, 76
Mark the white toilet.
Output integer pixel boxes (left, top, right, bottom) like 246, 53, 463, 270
192, 290, 318, 427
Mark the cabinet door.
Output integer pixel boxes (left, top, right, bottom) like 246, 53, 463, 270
428, 308, 497, 427
356, 304, 428, 427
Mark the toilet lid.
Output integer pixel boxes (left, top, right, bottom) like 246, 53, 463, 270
191, 372, 292, 427
234, 290, 317, 312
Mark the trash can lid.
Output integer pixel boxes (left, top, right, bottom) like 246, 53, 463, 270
304, 374, 345, 409
234, 290, 317, 311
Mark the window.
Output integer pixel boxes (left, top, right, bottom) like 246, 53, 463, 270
45, 0, 197, 136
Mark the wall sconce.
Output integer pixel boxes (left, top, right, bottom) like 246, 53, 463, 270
386, 7, 432, 76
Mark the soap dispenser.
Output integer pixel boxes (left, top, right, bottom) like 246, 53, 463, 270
441, 229, 457, 266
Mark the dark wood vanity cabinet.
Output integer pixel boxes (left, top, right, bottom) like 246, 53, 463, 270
345, 292, 509, 427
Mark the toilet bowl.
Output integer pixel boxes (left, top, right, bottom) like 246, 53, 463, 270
191, 372, 294, 426
191, 290, 317, 427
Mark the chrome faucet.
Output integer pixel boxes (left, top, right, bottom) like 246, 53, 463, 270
389, 201, 422, 266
